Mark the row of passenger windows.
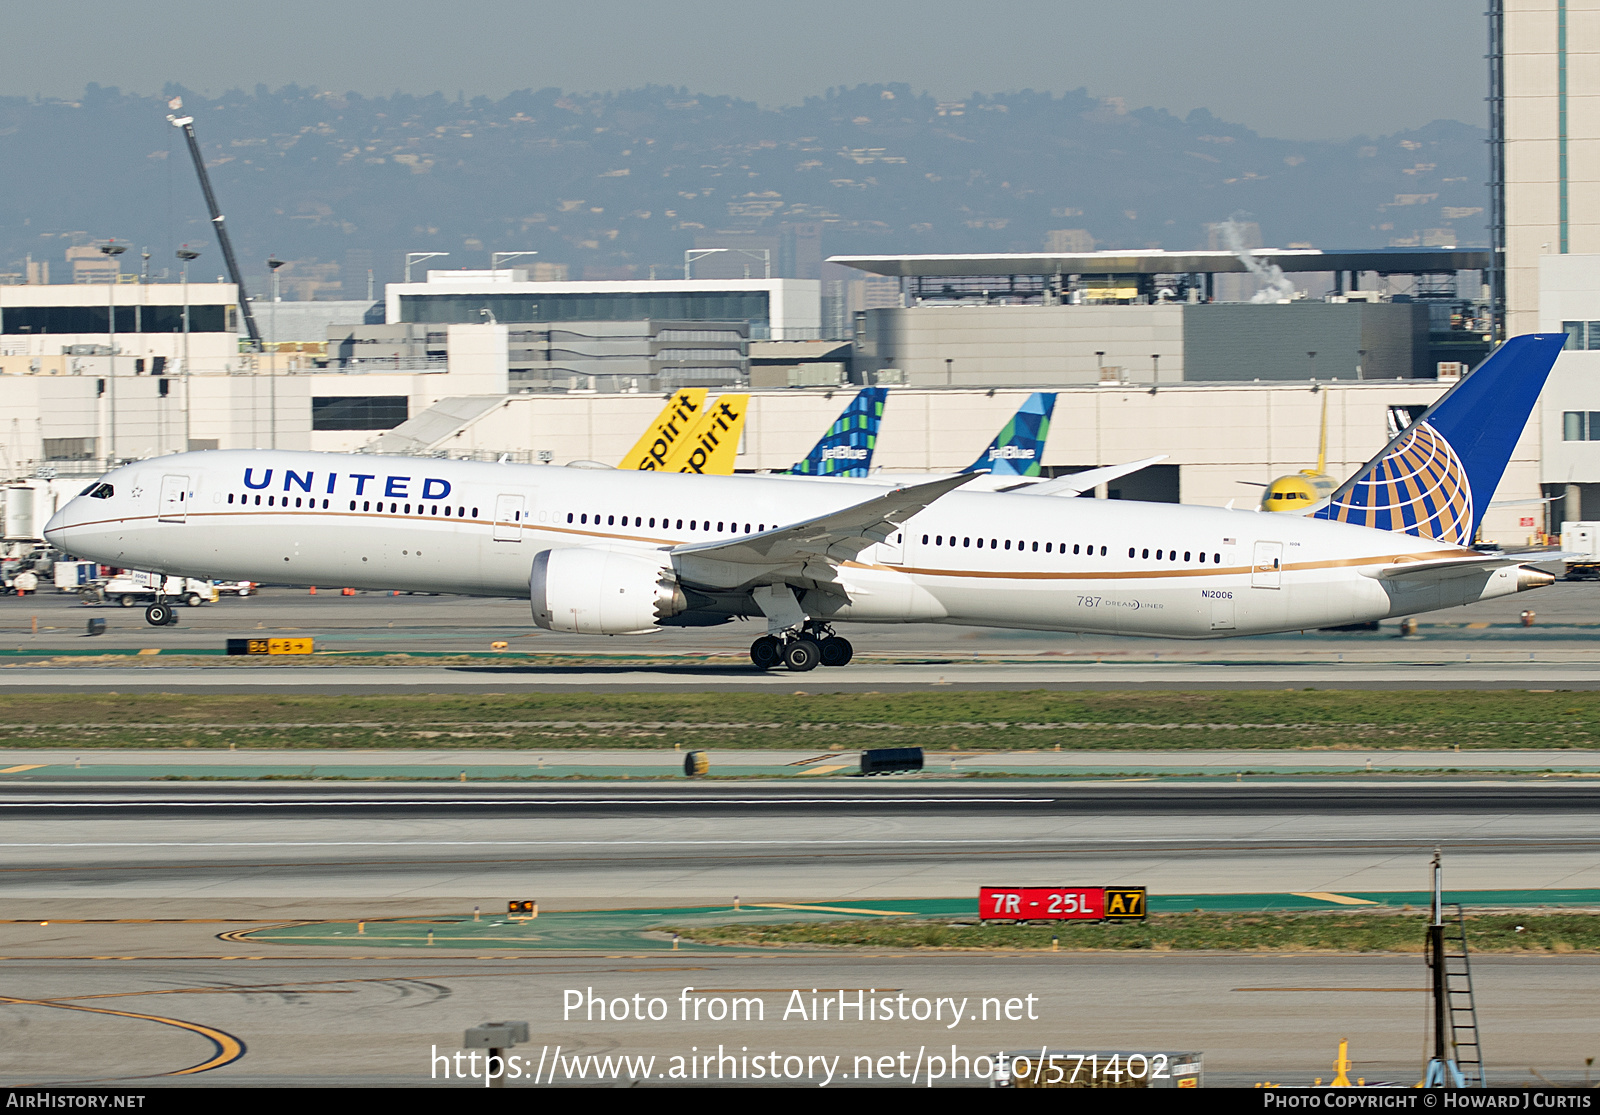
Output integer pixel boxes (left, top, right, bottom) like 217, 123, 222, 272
220, 496, 1223, 565
924, 535, 1109, 556
226, 492, 480, 518
568, 513, 769, 533
921, 533, 1221, 563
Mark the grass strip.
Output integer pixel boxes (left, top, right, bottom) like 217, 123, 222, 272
0, 690, 1599, 750
664, 912, 1600, 953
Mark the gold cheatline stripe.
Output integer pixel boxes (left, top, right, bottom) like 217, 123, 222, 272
847, 547, 1481, 582
57, 514, 1484, 584
0, 994, 246, 1076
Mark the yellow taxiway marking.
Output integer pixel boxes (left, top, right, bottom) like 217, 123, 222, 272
0, 765, 46, 774
45, 987, 354, 1002
749, 903, 915, 916
1291, 892, 1379, 906
797, 765, 848, 776
136, 648, 161, 656
0, 993, 245, 1076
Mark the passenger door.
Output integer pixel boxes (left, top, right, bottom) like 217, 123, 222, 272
1251, 541, 1283, 589
493, 494, 526, 542
159, 475, 189, 524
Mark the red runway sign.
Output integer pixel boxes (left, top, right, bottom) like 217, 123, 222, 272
980, 886, 1146, 921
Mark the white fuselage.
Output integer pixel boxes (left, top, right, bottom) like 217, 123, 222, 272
44, 450, 1529, 638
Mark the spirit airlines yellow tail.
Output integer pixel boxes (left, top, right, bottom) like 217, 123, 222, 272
617, 389, 707, 471
671, 393, 748, 474
614, 389, 749, 474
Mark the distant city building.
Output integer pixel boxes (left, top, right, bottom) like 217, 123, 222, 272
65, 246, 119, 285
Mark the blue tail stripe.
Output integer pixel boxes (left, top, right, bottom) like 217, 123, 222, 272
1313, 334, 1565, 543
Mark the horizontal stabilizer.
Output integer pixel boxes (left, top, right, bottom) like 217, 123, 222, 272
1015, 455, 1169, 497
1361, 552, 1569, 581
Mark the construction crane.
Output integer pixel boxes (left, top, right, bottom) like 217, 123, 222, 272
165, 97, 264, 352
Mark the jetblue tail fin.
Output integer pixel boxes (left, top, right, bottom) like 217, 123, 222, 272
788, 387, 889, 477
960, 392, 1057, 477
1313, 334, 1566, 545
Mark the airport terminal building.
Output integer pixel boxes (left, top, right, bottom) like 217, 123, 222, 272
0, 248, 1582, 548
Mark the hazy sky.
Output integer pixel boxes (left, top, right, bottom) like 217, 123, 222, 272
4, 1, 1487, 141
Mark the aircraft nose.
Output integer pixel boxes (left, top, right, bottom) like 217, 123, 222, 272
43, 500, 83, 548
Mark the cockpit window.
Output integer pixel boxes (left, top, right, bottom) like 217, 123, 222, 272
79, 482, 100, 496
86, 483, 114, 499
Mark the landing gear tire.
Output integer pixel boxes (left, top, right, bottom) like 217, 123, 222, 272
144, 602, 173, 627
750, 635, 783, 670
184, 593, 203, 607
119, 594, 136, 608
819, 636, 854, 668
783, 637, 822, 672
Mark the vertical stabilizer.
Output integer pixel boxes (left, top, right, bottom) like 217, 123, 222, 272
1314, 334, 1565, 544
618, 389, 708, 471
670, 393, 748, 474
961, 392, 1057, 476
788, 387, 889, 477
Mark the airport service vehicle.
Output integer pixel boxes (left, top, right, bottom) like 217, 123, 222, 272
96, 570, 216, 609
53, 559, 100, 593
1559, 521, 1600, 579
44, 336, 1566, 670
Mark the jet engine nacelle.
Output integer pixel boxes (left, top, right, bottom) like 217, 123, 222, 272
530, 547, 687, 634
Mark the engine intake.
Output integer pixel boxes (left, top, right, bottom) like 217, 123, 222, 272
530, 547, 687, 634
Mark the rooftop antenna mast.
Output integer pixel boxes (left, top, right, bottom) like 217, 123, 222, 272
166, 97, 264, 352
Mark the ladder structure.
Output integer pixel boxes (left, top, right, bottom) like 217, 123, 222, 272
1425, 852, 1486, 1087
1438, 904, 1485, 1086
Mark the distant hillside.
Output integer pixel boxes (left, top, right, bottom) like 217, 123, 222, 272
0, 82, 1488, 296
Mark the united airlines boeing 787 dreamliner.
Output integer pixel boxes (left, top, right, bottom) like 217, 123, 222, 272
44, 335, 1566, 671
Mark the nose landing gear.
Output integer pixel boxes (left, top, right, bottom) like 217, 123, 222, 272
750, 624, 853, 671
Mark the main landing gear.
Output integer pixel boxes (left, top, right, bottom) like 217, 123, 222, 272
144, 600, 179, 627
750, 624, 853, 672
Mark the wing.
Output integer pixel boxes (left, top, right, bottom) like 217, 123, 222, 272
671, 472, 975, 590
1012, 455, 1169, 497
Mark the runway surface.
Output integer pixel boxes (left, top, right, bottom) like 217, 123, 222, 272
5, 659, 1600, 691
7, 746, 1600, 781
5, 781, 1597, 904
0, 581, 1596, 694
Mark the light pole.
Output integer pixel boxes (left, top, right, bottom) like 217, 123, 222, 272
405, 252, 449, 283
267, 255, 285, 449
490, 251, 537, 273
177, 248, 199, 452
1307, 351, 1317, 380
1356, 348, 1367, 381
100, 241, 127, 464
1151, 353, 1161, 382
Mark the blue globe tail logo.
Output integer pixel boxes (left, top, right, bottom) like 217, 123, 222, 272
1325, 422, 1474, 546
